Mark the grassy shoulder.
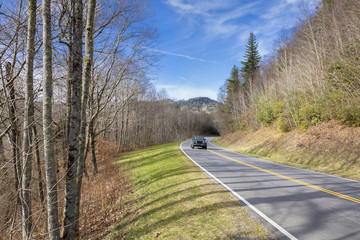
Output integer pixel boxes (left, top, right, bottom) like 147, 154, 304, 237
212, 121, 360, 181
105, 142, 273, 239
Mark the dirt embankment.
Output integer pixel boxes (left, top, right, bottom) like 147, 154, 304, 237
216, 120, 360, 181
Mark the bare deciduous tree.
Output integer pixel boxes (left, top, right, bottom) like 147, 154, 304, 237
74, 0, 96, 235
21, 0, 37, 238
42, 0, 61, 239
62, 0, 83, 238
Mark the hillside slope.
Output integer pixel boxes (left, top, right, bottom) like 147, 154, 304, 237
213, 121, 360, 181
177, 97, 217, 113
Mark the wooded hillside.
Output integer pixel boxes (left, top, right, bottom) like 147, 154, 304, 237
177, 97, 218, 113
218, 0, 360, 134
0, 1, 217, 239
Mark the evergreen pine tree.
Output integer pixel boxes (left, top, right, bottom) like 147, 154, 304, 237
226, 65, 240, 95
241, 32, 261, 83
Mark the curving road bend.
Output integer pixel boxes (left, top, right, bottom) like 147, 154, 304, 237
180, 138, 360, 240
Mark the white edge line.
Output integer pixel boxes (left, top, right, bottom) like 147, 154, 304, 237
180, 141, 298, 240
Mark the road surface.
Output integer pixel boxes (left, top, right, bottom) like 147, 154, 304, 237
180, 138, 360, 240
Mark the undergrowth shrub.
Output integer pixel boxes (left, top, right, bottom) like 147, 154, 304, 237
239, 40, 360, 132
337, 104, 360, 127
268, 40, 360, 130
278, 111, 294, 132
255, 96, 276, 126
323, 40, 360, 126
241, 107, 258, 130
299, 104, 322, 129
326, 61, 360, 91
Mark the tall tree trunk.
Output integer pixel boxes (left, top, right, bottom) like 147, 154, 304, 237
89, 126, 98, 174
64, 1, 74, 169
120, 108, 125, 147
5, 62, 21, 198
32, 124, 45, 205
21, 0, 36, 238
87, 120, 98, 174
62, 0, 83, 238
115, 98, 119, 144
0, 136, 4, 165
65, 44, 73, 167
124, 105, 130, 149
42, 0, 61, 239
74, 0, 96, 235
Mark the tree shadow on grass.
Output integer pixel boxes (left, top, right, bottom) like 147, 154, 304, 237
133, 183, 218, 213
102, 190, 226, 237
135, 166, 203, 189
107, 200, 270, 240
133, 177, 211, 204
118, 150, 175, 171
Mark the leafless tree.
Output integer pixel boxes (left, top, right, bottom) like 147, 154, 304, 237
42, 0, 61, 239
21, 0, 37, 238
74, 0, 96, 235
62, 0, 83, 238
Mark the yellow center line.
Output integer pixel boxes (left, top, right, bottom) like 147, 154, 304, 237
207, 149, 360, 204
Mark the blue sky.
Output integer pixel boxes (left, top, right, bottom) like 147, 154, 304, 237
148, 0, 319, 101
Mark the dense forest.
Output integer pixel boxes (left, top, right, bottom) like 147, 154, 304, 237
218, 0, 360, 134
0, 0, 216, 239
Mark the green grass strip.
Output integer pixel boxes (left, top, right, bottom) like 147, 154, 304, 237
107, 142, 272, 239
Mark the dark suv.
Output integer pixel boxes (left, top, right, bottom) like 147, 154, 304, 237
191, 135, 207, 149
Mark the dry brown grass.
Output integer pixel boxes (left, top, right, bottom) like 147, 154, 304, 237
79, 137, 131, 239
0, 137, 131, 240
215, 120, 360, 180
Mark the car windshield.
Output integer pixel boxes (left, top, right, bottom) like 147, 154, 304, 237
193, 136, 205, 140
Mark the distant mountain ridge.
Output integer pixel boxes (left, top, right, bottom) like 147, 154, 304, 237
177, 97, 217, 113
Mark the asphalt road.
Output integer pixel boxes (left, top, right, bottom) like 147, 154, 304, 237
180, 138, 360, 240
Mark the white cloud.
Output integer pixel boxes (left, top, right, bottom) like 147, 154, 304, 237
257, 40, 271, 56
164, 0, 320, 46
156, 83, 218, 100
164, 0, 194, 13
285, 0, 303, 4
179, 76, 187, 81
164, 0, 234, 15
162, 0, 321, 66
146, 48, 219, 63
164, 0, 258, 39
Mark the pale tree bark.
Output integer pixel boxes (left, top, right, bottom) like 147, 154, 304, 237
42, 0, 60, 239
73, 0, 96, 235
62, 0, 83, 238
21, 0, 36, 238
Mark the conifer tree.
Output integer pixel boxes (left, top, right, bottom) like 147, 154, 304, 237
241, 32, 261, 84
226, 65, 240, 96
